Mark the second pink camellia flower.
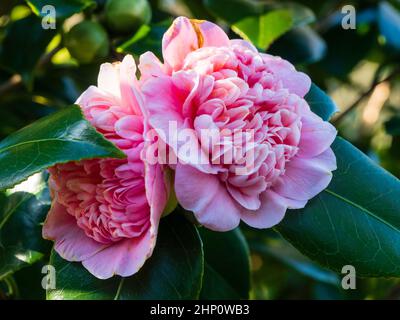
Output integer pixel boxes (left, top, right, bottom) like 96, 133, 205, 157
43, 56, 169, 279
141, 17, 337, 231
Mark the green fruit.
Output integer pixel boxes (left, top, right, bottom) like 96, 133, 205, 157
105, 0, 152, 33
65, 21, 109, 64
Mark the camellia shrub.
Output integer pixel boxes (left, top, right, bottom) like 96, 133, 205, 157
0, 0, 400, 300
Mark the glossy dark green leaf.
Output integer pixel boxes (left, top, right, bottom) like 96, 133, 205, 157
232, 10, 293, 50
0, 105, 125, 191
47, 214, 204, 300
180, 0, 213, 20
117, 22, 169, 59
0, 15, 56, 85
204, 0, 314, 29
277, 137, 400, 277
199, 228, 250, 299
312, 282, 344, 300
26, 0, 96, 20
203, 0, 262, 24
249, 236, 339, 286
13, 261, 48, 300
305, 83, 338, 121
268, 26, 326, 65
378, 2, 400, 51
0, 177, 51, 280
263, 1, 315, 27
0, 95, 54, 140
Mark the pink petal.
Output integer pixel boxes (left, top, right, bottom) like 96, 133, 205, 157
141, 76, 186, 157
230, 39, 257, 51
312, 147, 337, 172
97, 63, 121, 98
175, 163, 241, 231
118, 55, 144, 116
142, 74, 217, 173
82, 232, 154, 279
76, 85, 118, 121
227, 184, 261, 210
83, 160, 168, 279
196, 20, 230, 47
298, 112, 337, 158
78, 55, 143, 119
262, 53, 311, 97
115, 115, 144, 140
162, 17, 199, 72
162, 17, 230, 72
83, 162, 167, 279
139, 51, 166, 82
144, 161, 169, 227
240, 190, 288, 228
273, 148, 336, 201
43, 201, 107, 261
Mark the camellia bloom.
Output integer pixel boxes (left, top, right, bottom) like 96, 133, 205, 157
141, 17, 337, 231
43, 56, 169, 279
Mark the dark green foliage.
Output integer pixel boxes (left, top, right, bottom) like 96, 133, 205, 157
1, 0, 400, 301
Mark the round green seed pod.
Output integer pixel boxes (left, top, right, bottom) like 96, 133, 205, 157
65, 21, 109, 64
105, 0, 152, 34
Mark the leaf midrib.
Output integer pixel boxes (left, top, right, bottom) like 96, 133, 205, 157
324, 188, 400, 234
0, 137, 99, 154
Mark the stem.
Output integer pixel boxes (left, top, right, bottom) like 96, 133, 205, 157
0, 74, 22, 96
333, 68, 400, 126
37, 43, 63, 69
3, 276, 19, 299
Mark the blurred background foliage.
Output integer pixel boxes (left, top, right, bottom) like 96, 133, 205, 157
0, 0, 400, 300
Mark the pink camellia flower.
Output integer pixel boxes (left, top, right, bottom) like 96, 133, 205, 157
140, 17, 337, 231
43, 55, 169, 279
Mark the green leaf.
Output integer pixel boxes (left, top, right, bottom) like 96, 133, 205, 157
203, 0, 262, 24
312, 282, 344, 300
378, 2, 400, 51
268, 26, 326, 65
263, 1, 315, 27
0, 15, 56, 85
305, 83, 338, 121
0, 105, 125, 191
117, 22, 169, 59
232, 10, 293, 50
276, 137, 400, 277
26, 0, 96, 20
181, 0, 213, 20
13, 261, 48, 300
47, 214, 204, 300
0, 95, 54, 140
0, 250, 44, 281
248, 236, 339, 286
0, 175, 51, 280
199, 228, 250, 299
